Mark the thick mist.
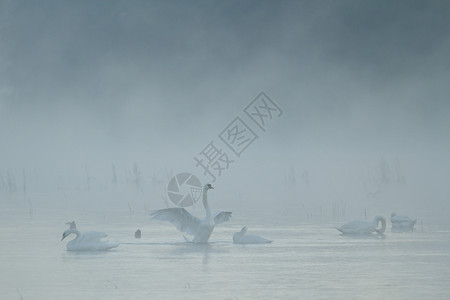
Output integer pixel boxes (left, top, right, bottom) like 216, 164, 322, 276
1, 1, 449, 223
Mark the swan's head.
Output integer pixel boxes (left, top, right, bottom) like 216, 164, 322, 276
203, 183, 214, 191
374, 216, 386, 234
61, 230, 70, 241
66, 221, 76, 230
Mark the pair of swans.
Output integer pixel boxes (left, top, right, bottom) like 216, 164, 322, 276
61, 221, 119, 251
336, 216, 386, 235
336, 212, 416, 235
151, 183, 272, 244
391, 213, 416, 232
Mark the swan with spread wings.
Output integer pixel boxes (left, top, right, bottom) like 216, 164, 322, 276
149, 183, 232, 243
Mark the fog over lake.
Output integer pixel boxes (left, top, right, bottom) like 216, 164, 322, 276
1, 1, 449, 299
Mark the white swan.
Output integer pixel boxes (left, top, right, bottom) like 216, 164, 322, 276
149, 183, 232, 244
391, 212, 416, 232
233, 227, 272, 244
336, 216, 386, 235
61, 226, 119, 251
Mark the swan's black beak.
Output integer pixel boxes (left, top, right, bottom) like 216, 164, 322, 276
61, 234, 67, 241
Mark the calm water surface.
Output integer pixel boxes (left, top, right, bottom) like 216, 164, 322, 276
1, 210, 449, 299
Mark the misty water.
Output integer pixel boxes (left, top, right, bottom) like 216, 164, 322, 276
1, 209, 449, 300
2, 1, 450, 299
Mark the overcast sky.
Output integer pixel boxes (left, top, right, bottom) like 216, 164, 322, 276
1, 1, 449, 221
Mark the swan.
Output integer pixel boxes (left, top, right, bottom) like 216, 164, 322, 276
391, 212, 416, 232
149, 183, 232, 244
233, 227, 272, 244
336, 216, 386, 235
61, 226, 119, 251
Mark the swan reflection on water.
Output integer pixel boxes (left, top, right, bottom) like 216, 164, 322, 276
339, 233, 386, 240
63, 249, 119, 257
168, 242, 230, 268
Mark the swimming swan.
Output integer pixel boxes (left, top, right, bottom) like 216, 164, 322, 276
233, 227, 272, 244
336, 216, 386, 235
61, 226, 119, 251
391, 212, 416, 232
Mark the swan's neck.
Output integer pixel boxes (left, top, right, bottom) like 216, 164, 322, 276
373, 216, 386, 233
203, 189, 211, 220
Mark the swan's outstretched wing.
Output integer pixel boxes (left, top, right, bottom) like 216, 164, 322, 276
149, 208, 201, 236
214, 211, 232, 225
